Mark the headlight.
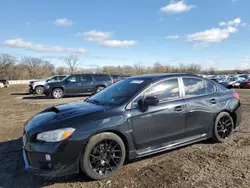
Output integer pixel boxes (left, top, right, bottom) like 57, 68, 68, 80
37, 128, 75, 142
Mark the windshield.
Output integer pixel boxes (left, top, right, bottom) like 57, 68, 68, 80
87, 78, 150, 106
46, 76, 56, 82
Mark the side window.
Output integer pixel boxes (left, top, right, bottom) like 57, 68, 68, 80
93, 75, 111, 81
183, 78, 207, 97
132, 79, 179, 108
206, 81, 216, 94
145, 79, 179, 101
81, 75, 91, 82
67, 75, 81, 82
59, 76, 66, 80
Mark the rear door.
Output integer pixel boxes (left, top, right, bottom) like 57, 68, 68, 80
181, 77, 219, 136
81, 74, 95, 93
64, 75, 82, 94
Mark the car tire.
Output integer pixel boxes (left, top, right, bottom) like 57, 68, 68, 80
35, 86, 45, 94
96, 86, 105, 93
52, 88, 64, 99
212, 112, 234, 143
80, 132, 126, 180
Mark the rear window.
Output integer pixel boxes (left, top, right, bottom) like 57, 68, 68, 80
93, 74, 111, 81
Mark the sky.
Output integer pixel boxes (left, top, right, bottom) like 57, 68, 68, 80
0, 0, 250, 70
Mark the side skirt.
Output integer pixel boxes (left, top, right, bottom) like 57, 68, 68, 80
135, 133, 208, 158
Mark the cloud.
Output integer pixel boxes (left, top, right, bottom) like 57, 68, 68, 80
54, 18, 73, 26
160, 1, 196, 14
187, 26, 238, 43
78, 30, 112, 42
76, 30, 136, 48
99, 40, 136, 47
165, 35, 179, 39
3, 38, 88, 54
219, 18, 241, 27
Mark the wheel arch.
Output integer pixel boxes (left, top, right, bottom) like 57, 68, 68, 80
52, 86, 65, 92
96, 85, 106, 89
35, 85, 44, 88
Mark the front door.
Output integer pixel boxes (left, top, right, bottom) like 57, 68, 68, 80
64, 75, 82, 94
128, 78, 186, 150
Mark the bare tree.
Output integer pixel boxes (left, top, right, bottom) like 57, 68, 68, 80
20, 57, 55, 79
0, 53, 16, 79
64, 55, 79, 75
56, 66, 68, 75
134, 62, 145, 75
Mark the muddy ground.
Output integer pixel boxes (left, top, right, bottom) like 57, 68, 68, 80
0, 85, 250, 188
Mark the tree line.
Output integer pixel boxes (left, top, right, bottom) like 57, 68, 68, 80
0, 53, 249, 80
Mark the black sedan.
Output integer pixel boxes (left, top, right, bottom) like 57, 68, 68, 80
23, 73, 242, 180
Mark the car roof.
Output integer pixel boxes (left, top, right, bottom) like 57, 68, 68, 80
128, 73, 199, 81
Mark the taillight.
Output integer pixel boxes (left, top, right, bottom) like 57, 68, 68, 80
232, 91, 240, 100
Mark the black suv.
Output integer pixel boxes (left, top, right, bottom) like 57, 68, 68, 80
44, 74, 113, 98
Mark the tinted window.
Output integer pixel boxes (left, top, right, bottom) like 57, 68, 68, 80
87, 79, 150, 106
81, 75, 91, 82
207, 81, 216, 94
58, 76, 66, 80
145, 79, 179, 101
93, 74, 111, 81
66, 75, 81, 82
183, 78, 207, 97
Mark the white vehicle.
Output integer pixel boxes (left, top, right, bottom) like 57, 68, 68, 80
0, 83, 4, 89
29, 75, 67, 94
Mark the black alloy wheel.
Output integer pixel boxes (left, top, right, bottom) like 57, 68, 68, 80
89, 140, 122, 176
213, 112, 234, 143
81, 133, 126, 180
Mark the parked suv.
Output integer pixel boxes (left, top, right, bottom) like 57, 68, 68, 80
44, 74, 113, 98
29, 75, 67, 94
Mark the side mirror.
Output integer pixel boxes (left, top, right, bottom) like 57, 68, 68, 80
144, 96, 159, 106
138, 96, 159, 112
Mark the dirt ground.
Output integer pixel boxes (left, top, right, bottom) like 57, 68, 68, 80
0, 85, 250, 188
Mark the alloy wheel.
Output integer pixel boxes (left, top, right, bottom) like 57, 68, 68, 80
216, 116, 233, 140
53, 89, 63, 98
89, 139, 122, 176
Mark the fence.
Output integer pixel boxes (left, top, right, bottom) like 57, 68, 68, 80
8, 80, 38, 85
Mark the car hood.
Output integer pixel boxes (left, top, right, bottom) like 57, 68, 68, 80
24, 100, 111, 136
33, 80, 46, 85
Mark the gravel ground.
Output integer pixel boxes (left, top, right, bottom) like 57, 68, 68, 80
0, 85, 250, 188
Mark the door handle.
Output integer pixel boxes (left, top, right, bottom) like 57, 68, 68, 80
210, 98, 217, 104
174, 106, 183, 112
